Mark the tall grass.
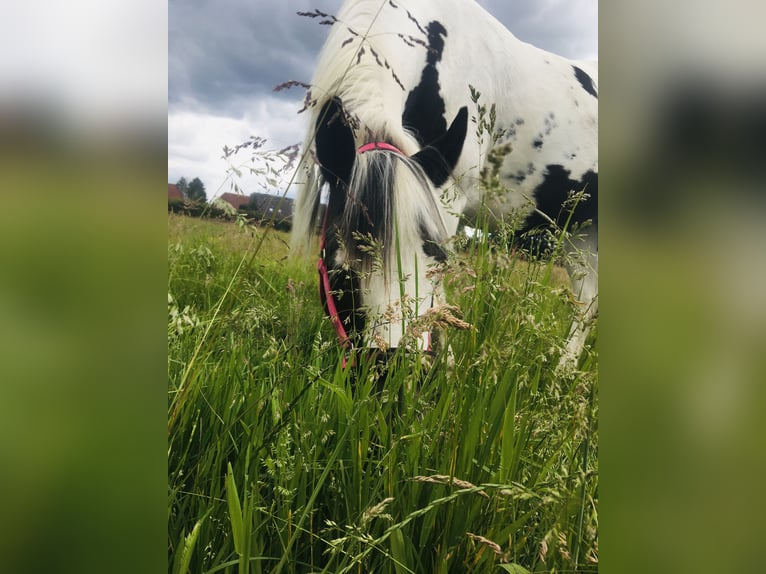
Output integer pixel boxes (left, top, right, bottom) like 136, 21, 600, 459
168, 213, 597, 573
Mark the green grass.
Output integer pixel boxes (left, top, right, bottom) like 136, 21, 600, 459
168, 213, 597, 573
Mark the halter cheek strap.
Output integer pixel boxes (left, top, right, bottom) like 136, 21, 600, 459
318, 207, 350, 349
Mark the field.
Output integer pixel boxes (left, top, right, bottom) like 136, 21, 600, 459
168, 213, 597, 573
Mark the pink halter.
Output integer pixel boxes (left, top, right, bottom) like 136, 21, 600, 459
357, 142, 404, 155
318, 207, 350, 350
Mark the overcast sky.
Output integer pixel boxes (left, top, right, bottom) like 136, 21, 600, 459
168, 0, 597, 200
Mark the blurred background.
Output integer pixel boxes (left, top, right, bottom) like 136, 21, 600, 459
600, 1, 766, 572
1, 0, 765, 572
0, 2, 166, 573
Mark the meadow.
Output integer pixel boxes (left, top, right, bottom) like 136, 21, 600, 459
168, 212, 597, 573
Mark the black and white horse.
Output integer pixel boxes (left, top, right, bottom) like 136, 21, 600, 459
293, 0, 597, 368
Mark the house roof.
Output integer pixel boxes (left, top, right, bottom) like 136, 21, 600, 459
248, 193, 294, 216
218, 192, 294, 217
218, 192, 250, 209
168, 184, 183, 200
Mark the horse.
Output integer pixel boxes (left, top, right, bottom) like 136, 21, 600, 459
292, 0, 597, 369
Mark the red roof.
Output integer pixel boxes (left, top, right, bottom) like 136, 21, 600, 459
168, 184, 183, 200
218, 192, 250, 209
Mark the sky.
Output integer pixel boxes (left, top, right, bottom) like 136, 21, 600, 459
2, 1, 167, 131
168, 0, 598, 200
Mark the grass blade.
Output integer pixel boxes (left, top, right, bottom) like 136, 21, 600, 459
226, 462, 244, 556
173, 512, 206, 574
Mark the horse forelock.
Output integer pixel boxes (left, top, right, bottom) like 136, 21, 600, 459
341, 149, 447, 274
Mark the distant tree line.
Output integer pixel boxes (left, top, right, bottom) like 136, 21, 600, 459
169, 177, 294, 231
169, 176, 220, 218
175, 177, 207, 203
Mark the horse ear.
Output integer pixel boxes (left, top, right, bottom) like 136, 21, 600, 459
412, 106, 468, 187
315, 98, 355, 187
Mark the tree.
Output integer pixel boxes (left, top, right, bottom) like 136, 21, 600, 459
187, 177, 207, 203
176, 177, 189, 198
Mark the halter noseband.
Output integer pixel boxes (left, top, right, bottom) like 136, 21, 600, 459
357, 141, 405, 155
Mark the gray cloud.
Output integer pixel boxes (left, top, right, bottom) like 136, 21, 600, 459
170, 0, 339, 114
478, 0, 598, 60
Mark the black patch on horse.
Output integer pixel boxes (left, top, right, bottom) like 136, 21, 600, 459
524, 164, 598, 231
314, 97, 366, 343
315, 97, 358, 251
412, 107, 468, 187
315, 98, 355, 192
510, 164, 535, 184
572, 66, 598, 99
419, 222, 448, 262
511, 171, 527, 184
402, 21, 448, 147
